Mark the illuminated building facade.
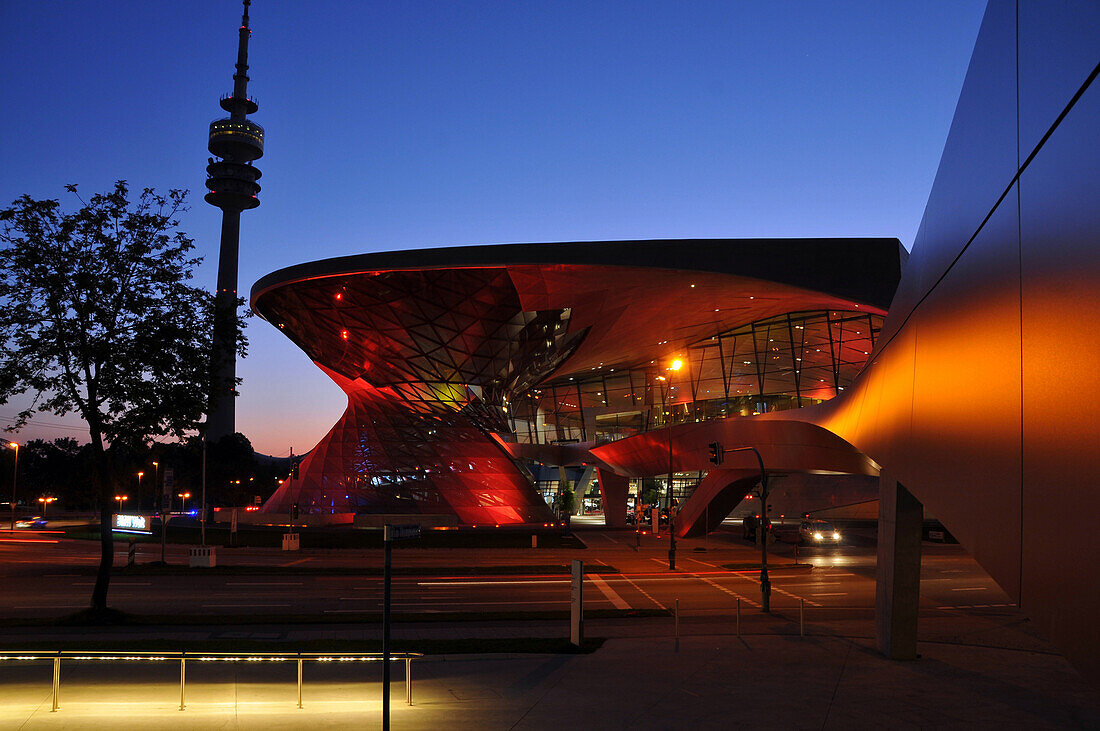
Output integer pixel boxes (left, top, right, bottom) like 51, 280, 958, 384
251, 0, 1100, 683
251, 238, 902, 524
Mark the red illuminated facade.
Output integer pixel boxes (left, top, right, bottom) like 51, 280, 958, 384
251, 239, 902, 524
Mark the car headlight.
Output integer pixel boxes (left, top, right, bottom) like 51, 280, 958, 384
832, 532, 841, 540
813, 532, 823, 540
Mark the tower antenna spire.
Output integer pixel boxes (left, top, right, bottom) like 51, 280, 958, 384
231, 0, 253, 116
205, 0, 265, 443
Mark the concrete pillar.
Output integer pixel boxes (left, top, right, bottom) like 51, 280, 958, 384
875, 471, 923, 660
597, 469, 629, 528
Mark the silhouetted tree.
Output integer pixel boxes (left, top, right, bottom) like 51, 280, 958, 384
0, 182, 246, 616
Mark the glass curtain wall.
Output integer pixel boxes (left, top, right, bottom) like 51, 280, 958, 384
510, 309, 882, 445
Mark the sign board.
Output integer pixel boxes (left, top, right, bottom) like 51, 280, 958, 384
254, 495, 262, 506
651, 507, 660, 535
163, 468, 174, 497
570, 559, 584, 646
384, 524, 420, 542
113, 513, 153, 535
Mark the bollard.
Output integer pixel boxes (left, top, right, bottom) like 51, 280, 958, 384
800, 598, 805, 636
531, 534, 537, 549
736, 598, 741, 637
297, 655, 303, 709
405, 657, 413, 706
179, 654, 186, 711
51, 653, 60, 712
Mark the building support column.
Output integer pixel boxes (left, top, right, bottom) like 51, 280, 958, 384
875, 471, 923, 660
574, 465, 596, 516
596, 469, 629, 528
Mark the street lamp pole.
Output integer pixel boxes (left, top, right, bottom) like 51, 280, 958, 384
201, 433, 207, 546
136, 471, 144, 512
666, 359, 682, 571
8, 442, 19, 531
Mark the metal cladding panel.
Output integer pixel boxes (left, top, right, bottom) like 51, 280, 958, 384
1019, 78, 1100, 681
905, 190, 1023, 601
879, 0, 1018, 346
801, 0, 1100, 684
1018, 0, 1100, 156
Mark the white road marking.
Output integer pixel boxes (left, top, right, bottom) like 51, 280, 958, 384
201, 603, 292, 608
417, 580, 569, 586
810, 593, 847, 597
732, 571, 822, 606
72, 582, 150, 586
619, 575, 667, 611
951, 587, 988, 591
783, 581, 841, 586
225, 582, 304, 586
690, 573, 760, 608
14, 605, 84, 609
589, 574, 630, 609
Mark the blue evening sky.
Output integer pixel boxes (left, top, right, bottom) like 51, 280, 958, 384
0, 0, 986, 455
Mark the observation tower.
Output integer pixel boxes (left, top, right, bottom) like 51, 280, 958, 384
205, 0, 264, 442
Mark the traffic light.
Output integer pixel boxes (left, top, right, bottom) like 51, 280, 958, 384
291, 503, 299, 520
291, 458, 300, 480
708, 441, 723, 465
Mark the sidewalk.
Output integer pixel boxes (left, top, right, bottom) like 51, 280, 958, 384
2, 634, 1097, 729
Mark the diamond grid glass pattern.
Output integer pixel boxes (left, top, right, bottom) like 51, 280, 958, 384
258, 268, 584, 521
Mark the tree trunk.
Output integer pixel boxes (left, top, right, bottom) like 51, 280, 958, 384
89, 433, 113, 614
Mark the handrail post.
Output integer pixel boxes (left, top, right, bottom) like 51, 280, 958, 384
297, 653, 303, 709
51, 652, 60, 712
405, 656, 412, 706
179, 652, 186, 711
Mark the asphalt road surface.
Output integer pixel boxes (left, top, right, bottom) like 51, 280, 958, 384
0, 526, 1011, 620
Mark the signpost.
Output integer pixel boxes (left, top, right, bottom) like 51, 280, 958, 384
160, 467, 173, 564
570, 559, 584, 646
382, 524, 420, 731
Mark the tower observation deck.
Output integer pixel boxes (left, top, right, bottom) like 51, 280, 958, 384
205, 0, 263, 442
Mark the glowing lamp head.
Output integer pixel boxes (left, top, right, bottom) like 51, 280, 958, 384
670, 359, 683, 371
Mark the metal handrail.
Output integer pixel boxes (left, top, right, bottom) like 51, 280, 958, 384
0, 650, 424, 712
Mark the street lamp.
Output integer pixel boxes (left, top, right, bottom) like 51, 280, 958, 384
114, 495, 128, 513
151, 461, 159, 513
178, 492, 191, 511
666, 358, 682, 571
38, 496, 56, 519
7, 442, 18, 531
136, 471, 144, 512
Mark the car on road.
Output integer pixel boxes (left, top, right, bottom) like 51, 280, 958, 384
14, 516, 48, 529
799, 519, 841, 545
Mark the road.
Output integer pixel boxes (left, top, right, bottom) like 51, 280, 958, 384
0, 525, 1012, 620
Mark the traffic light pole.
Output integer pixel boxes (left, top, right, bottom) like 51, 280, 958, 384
711, 444, 770, 612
